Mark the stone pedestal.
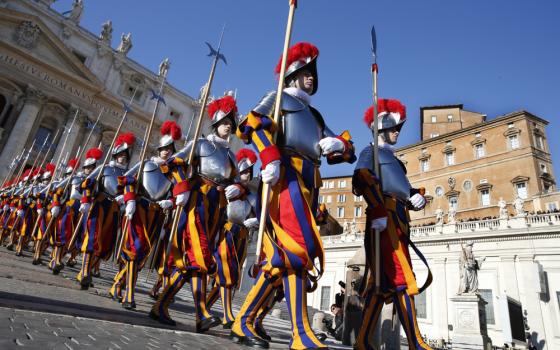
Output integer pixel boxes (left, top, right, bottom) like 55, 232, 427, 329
451, 294, 491, 350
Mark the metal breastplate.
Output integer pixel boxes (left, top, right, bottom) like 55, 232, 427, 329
101, 166, 126, 198
70, 175, 84, 201
378, 147, 411, 201
198, 139, 234, 185
139, 161, 172, 202
227, 199, 252, 225
277, 94, 323, 161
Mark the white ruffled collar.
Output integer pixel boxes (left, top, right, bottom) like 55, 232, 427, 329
109, 160, 128, 170
284, 87, 311, 105
372, 139, 397, 154
207, 133, 230, 148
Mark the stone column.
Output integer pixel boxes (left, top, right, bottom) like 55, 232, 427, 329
517, 255, 549, 349
0, 86, 46, 178
53, 106, 85, 164
84, 124, 104, 152
432, 258, 450, 342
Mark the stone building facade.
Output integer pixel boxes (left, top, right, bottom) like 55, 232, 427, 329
0, 0, 219, 177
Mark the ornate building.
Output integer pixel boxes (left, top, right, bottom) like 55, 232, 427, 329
0, 0, 216, 176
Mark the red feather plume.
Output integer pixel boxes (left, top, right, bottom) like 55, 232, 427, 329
45, 163, 56, 174
236, 148, 257, 164
160, 120, 182, 141
207, 96, 238, 119
22, 169, 31, 178
115, 132, 136, 147
275, 42, 319, 75
67, 158, 79, 169
86, 148, 103, 160
363, 99, 407, 126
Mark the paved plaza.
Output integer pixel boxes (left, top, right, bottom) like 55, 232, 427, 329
0, 247, 347, 350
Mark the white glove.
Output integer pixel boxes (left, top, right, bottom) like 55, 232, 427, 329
125, 200, 136, 219
3, 204, 9, 211
261, 160, 281, 186
409, 193, 426, 210
10, 207, 15, 212
79, 203, 90, 214
115, 195, 124, 205
318, 137, 344, 155
152, 157, 166, 165
243, 217, 259, 230
17, 209, 24, 218
225, 185, 241, 200
175, 191, 190, 207
157, 199, 173, 209
51, 206, 61, 218
371, 217, 388, 232
37, 208, 44, 216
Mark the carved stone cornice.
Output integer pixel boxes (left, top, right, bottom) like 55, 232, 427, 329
470, 138, 486, 146
510, 176, 529, 184
503, 127, 521, 137
476, 183, 493, 191
442, 145, 456, 154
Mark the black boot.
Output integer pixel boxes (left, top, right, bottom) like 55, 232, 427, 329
196, 316, 221, 333
255, 322, 272, 342
80, 275, 92, 290
149, 308, 176, 326
52, 263, 64, 275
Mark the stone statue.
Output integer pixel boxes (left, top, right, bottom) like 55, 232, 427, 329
435, 207, 444, 225
117, 33, 133, 55
99, 20, 112, 43
447, 205, 456, 224
68, 0, 84, 24
458, 241, 485, 294
514, 196, 525, 217
498, 197, 508, 219
158, 58, 171, 77
342, 220, 349, 233
350, 219, 358, 235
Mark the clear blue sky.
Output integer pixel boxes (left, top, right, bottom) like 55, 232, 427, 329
53, 0, 560, 178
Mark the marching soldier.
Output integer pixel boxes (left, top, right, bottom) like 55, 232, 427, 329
207, 148, 260, 328
4, 170, 31, 251
149, 95, 242, 333
32, 163, 57, 265
78, 132, 136, 290
353, 100, 432, 350
114, 121, 179, 309
230, 42, 355, 349
14, 168, 42, 257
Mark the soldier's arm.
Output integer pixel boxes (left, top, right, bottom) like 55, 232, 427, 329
236, 93, 281, 168
323, 126, 356, 164
352, 146, 387, 220
117, 176, 136, 202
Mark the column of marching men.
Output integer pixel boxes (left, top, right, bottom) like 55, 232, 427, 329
0, 41, 434, 350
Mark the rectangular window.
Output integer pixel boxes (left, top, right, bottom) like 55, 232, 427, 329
354, 206, 362, 217
415, 292, 427, 319
354, 195, 363, 202
445, 152, 455, 166
337, 194, 346, 203
430, 133, 439, 138
431, 115, 437, 123
320, 286, 331, 311
516, 183, 528, 199
421, 159, 430, 172
535, 135, 544, 150
509, 135, 520, 149
475, 144, 485, 159
447, 114, 453, 122
326, 196, 332, 203
338, 180, 347, 188
540, 163, 548, 174
122, 83, 144, 103
481, 189, 490, 206
318, 195, 324, 204
337, 207, 345, 218
449, 196, 458, 210
479, 289, 495, 325
33, 126, 53, 147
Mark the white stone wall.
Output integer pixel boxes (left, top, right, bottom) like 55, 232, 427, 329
317, 214, 560, 349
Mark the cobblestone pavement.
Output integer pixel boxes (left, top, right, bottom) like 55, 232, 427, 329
0, 246, 347, 350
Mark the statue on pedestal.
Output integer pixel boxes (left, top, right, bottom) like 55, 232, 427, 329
435, 207, 444, 225
117, 33, 133, 55
158, 58, 171, 78
514, 196, 526, 217
68, 0, 84, 24
458, 241, 485, 294
99, 20, 112, 44
448, 205, 456, 224
498, 197, 508, 219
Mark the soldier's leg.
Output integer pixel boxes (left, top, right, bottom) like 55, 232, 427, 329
206, 283, 219, 310
219, 286, 235, 327
354, 288, 386, 350
188, 271, 220, 332
109, 263, 127, 301
122, 260, 138, 309
79, 252, 93, 289
253, 289, 278, 342
231, 270, 275, 341
394, 290, 432, 350
150, 268, 186, 326
283, 269, 326, 350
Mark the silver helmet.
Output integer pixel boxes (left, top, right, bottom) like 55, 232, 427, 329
277, 42, 319, 95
